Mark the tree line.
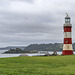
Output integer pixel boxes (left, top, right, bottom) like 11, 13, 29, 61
24, 43, 75, 51
4, 43, 75, 53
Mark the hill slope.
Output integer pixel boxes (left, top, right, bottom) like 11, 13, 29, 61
24, 43, 75, 51
0, 46, 25, 50
24, 43, 63, 51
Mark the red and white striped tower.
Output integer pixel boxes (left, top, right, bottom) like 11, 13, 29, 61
62, 13, 73, 55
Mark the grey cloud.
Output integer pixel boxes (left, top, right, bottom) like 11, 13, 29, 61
0, 11, 57, 34
11, 0, 34, 3
0, 0, 74, 47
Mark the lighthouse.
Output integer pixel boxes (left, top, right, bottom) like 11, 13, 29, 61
62, 13, 73, 55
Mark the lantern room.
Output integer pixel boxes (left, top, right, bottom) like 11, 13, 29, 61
65, 14, 70, 23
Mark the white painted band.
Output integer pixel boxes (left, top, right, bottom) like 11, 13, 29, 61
64, 32, 72, 38
63, 44, 73, 50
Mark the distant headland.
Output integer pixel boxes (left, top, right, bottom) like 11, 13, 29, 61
2, 43, 75, 53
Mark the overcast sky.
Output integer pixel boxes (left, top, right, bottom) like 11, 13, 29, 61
0, 0, 75, 47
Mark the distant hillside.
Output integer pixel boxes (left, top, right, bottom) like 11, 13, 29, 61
4, 48, 38, 53
1, 43, 75, 51
24, 43, 63, 51
24, 43, 75, 51
0, 46, 25, 50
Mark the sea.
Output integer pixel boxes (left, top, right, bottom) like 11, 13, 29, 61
0, 50, 74, 58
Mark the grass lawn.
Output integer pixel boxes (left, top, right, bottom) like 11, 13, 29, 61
0, 55, 75, 75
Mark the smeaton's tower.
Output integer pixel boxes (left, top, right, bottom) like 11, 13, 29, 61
62, 13, 73, 55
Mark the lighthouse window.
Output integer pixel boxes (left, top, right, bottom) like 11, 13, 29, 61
65, 19, 70, 23
67, 19, 70, 22
65, 40, 67, 43
65, 19, 68, 22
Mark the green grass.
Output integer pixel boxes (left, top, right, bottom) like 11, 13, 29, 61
0, 55, 75, 75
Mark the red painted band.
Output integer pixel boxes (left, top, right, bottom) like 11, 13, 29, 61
62, 50, 73, 55
64, 38, 72, 44
64, 27, 71, 32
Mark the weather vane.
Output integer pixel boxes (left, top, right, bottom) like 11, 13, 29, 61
65, 13, 68, 16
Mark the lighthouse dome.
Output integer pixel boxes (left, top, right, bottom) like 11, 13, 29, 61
65, 16, 70, 19
65, 13, 70, 19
